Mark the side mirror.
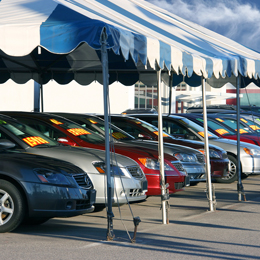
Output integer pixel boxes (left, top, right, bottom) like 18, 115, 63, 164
0, 139, 16, 149
137, 133, 153, 140
57, 137, 78, 146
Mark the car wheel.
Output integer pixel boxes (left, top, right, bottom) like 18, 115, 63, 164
0, 180, 25, 233
216, 155, 238, 183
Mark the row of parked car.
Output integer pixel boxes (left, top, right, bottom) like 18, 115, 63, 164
2, 106, 259, 233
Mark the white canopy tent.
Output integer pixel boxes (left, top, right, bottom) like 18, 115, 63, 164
1, 0, 260, 238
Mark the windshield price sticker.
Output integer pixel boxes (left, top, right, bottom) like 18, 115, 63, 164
197, 132, 212, 137
215, 118, 224, 122
249, 125, 260, 130
50, 119, 63, 125
153, 131, 169, 137
23, 136, 49, 147
198, 132, 204, 137
240, 118, 248, 123
88, 119, 98, 124
112, 132, 127, 139
215, 129, 229, 135
67, 128, 91, 136
235, 129, 248, 133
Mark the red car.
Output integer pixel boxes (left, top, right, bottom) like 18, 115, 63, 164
1, 112, 188, 196
99, 115, 229, 180
179, 113, 260, 146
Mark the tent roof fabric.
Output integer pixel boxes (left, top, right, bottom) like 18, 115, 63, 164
1, 0, 260, 86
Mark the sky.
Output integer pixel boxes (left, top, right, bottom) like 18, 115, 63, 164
147, 0, 260, 53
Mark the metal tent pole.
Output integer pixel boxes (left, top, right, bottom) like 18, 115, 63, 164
236, 74, 245, 201
101, 30, 114, 240
201, 77, 214, 211
157, 70, 168, 224
34, 81, 40, 112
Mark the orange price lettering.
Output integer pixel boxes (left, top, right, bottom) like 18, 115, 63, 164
112, 132, 127, 139
215, 129, 229, 135
249, 125, 260, 130
67, 128, 91, 136
23, 136, 49, 147
50, 119, 63, 125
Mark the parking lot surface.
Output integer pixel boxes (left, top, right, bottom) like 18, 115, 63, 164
1, 175, 260, 260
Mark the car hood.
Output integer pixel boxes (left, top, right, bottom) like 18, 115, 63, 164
209, 137, 260, 151
125, 139, 203, 156
25, 145, 140, 172
0, 150, 86, 174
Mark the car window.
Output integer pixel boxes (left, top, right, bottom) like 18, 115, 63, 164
110, 119, 151, 139
213, 117, 251, 134
16, 118, 68, 141
0, 119, 58, 147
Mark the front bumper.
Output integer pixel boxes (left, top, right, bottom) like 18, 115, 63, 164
241, 154, 260, 174
210, 158, 229, 178
182, 162, 206, 182
23, 182, 96, 218
91, 174, 147, 205
145, 173, 186, 196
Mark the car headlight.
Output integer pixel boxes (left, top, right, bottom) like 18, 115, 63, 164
34, 168, 72, 186
174, 153, 197, 162
198, 149, 221, 159
243, 147, 260, 155
138, 158, 174, 171
93, 162, 125, 176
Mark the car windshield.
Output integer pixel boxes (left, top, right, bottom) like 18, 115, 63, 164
0, 118, 58, 147
177, 117, 219, 138
49, 117, 106, 144
239, 117, 260, 133
194, 117, 236, 136
212, 117, 253, 134
126, 117, 173, 140
68, 116, 135, 141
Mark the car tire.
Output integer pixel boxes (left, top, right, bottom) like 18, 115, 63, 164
0, 180, 25, 233
216, 155, 238, 183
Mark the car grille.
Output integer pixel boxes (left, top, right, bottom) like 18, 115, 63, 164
76, 200, 91, 210
129, 189, 144, 197
127, 166, 145, 179
174, 182, 185, 189
196, 154, 205, 163
171, 162, 185, 172
72, 173, 93, 189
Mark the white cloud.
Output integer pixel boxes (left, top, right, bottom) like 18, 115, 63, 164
147, 0, 260, 52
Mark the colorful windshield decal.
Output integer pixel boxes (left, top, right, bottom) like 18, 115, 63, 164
249, 125, 260, 130
23, 136, 49, 147
50, 119, 63, 125
215, 129, 229, 135
134, 121, 142, 124
112, 132, 127, 139
240, 118, 248, 123
153, 131, 169, 137
256, 118, 260, 122
88, 119, 98, 124
0, 120, 7, 124
215, 118, 224, 122
235, 129, 248, 133
196, 118, 204, 122
67, 128, 91, 136
197, 132, 212, 137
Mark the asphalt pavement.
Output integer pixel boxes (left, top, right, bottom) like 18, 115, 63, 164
1, 175, 260, 260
